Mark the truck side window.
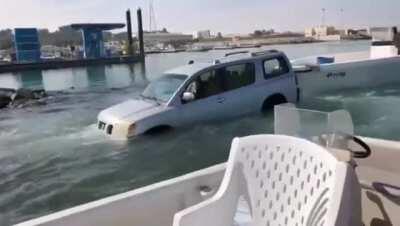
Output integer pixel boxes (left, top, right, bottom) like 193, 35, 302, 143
223, 63, 255, 91
263, 57, 289, 79
185, 69, 224, 101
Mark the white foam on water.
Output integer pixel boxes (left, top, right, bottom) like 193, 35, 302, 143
64, 124, 102, 141
0, 128, 18, 138
365, 91, 377, 97
318, 95, 344, 101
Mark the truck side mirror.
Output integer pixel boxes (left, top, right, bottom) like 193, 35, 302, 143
182, 92, 195, 103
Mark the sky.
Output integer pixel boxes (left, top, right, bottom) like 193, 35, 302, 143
1, 0, 400, 34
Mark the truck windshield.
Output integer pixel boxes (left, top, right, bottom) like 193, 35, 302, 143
142, 74, 188, 102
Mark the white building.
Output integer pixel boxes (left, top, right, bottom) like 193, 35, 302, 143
304, 28, 315, 38
305, 26, 341, 41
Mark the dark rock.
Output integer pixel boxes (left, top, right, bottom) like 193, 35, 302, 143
0, 88, 16, 92
12, 88, 36, 101
33, 89, 47, 99
0, 88, 48, 109
12, 88, 46, 100
0, 95, 11, 109
9, 88, 48, 108
0, 88, 16, 96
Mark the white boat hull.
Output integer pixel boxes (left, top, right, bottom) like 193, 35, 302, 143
297, 56, 400, 97
15, 164, 225, 226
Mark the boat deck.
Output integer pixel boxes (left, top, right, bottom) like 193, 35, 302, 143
291, 51, 371, 66
234, 198, 252, 226
15, 137, 400, 226
233, 184, 400, 226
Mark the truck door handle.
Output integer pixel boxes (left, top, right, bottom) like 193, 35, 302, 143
217, 97, 225, 103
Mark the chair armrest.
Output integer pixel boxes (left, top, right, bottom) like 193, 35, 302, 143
329, 163, 362, 226
173, 165, 244, 226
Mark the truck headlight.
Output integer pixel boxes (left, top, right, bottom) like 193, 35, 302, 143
128, 123, 136, 137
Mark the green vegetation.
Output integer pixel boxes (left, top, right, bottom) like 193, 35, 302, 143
251, 29, 275, 37
38, 26, 82, 47
0, 29, 13, 50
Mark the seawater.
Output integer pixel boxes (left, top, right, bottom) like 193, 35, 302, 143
2, 40, 400, 224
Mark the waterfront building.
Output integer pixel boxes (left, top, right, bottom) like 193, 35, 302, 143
104, 41, 124, 56
304, 28, 316, 37
40, 45, 75, 59
13, 28, 41, 63
40, 45, 62, 59
71, 23, 125, 59
305, 26, 341, 41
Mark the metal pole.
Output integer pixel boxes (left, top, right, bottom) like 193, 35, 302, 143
137, 8, 145, 63
126, 9, 134, 56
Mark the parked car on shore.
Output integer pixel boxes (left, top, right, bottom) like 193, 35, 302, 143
97, 50, 298, 139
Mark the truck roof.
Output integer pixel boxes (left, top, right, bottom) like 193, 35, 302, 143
165, 50, 286, 77
165, 62, 213, 76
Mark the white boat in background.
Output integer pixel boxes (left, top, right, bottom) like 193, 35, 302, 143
294, 52, 400, 97
293, 37, 400, 97
15, 105, 400, 226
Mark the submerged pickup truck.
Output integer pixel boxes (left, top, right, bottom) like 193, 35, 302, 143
98, 50, 299, 139
98, 42, 400, 139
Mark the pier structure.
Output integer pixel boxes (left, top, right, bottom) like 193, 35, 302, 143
126, 10, 134, 56
137, 8, 145, 63
0, 10, 146, 73
70, 23, 125, 59
13, 28, 41, 63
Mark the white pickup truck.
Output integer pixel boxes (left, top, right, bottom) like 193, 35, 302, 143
98, 43, 400, 140
98, 50, 299, 139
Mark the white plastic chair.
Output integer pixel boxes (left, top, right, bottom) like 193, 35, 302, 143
173, 135, 361, 226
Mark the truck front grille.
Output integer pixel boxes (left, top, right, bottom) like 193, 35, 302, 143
106, 125, 113, 135
98, 121, 106, 130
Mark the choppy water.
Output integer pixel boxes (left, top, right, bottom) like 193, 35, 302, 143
2, 40, 400, 225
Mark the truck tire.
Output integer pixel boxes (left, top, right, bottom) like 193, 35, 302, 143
261, 94, 287, 113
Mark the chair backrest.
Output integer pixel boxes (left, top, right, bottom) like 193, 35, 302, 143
229, 135, 343, 226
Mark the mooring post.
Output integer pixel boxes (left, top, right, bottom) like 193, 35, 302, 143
137, 8, 145, 64
126, 9, 134, 56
